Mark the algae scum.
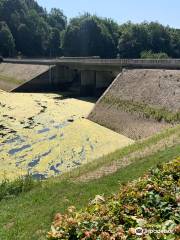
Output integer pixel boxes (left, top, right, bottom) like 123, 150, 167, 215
0, 90, 134, 180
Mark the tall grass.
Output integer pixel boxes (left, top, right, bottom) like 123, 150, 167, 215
102, 95, 180, 123
0, 175, 39, 201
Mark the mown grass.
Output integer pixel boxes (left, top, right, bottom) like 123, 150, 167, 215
0, 143, 179, 240
102, 95, 180, 123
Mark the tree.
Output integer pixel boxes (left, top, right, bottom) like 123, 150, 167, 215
0, 0, 51, 57
118, 22, 149, 58
169, 29, 180, 58
0, 0, 180, 59
147, 22, 171, 55
0, 21, 15, 57
63, 14, 119, 58
17, 23, 33, 56
48, 8, 67, 32
24, 9, 51, 56
48, 28, 61, 57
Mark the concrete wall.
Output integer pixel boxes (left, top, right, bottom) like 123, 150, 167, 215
12, 65, 118, 96
80, 70, 96, 96
80, 70, 116, 96
95, 71, 116, 96
55, 66, 72, 84
13, 67, 56, 92
0, 63, 50, 92
88, 69, 180, 140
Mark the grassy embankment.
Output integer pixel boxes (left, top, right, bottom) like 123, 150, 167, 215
0, 75, 23, 91
101, 95, 180, 123
0, 125, 179, 240
0, 75, 22, 84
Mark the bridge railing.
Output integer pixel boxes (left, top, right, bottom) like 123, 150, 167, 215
3, 58, 180, 68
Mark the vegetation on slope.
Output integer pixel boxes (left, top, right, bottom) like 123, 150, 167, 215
0, 74, 22, 84
0, 175, 39, 202
101, 96, 180, 123
48, 157, 180, 239
67, 125, 180, 179
0, 126, 179, 240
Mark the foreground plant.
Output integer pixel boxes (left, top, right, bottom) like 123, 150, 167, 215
47, 157, 180, 239
0, 175, 39, 201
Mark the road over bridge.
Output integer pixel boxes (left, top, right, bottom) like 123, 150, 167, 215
4, 58, 180, 69
2, 58, 180, 95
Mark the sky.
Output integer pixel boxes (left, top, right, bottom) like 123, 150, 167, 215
37, 0, 179, 28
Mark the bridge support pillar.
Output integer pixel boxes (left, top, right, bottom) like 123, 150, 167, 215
55, 65, 74, 89
95, 71, 114, 96
80, 70, 96, 96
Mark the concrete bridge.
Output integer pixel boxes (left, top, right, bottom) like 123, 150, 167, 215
3, 58, 180, 95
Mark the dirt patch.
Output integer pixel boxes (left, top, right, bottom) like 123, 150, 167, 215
89, 69, 180, 139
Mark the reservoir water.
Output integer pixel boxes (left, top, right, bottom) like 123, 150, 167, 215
0, 90, 134, 180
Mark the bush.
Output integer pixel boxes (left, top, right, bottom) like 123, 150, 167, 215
48, 157, 180, 239
141, 50, 170, 59
0, 175, 39, 201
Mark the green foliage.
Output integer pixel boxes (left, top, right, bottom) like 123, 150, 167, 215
118, 21, 179, 58
102, 96, 180, 123
48, 157, 180, 239
62, 14, 119, 58
0, 139, 179, 239
48, 8, 67, 32
0, 175, 39, 201
147, 22, 171, 54
141, 50, 169, 59
118, 22, 149, 58
0, 0, 66, 57
49, 28, 61, 57
0, 1, 180, 58
0, 21, 15, 57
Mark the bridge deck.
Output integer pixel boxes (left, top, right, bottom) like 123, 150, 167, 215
3, 58, 180, 69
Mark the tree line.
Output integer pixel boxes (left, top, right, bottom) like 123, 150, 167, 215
0, 0, 180, 58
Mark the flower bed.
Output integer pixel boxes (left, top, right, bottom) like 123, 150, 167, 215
48, 157, 180, 239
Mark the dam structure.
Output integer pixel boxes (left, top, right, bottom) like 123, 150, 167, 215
0, 58, 179, 180
2, 58, 180, 95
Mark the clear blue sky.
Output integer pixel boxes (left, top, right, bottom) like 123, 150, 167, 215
37, 0, 179, 28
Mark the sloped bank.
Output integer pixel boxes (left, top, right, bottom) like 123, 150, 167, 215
88, 69, 180, 140
0, 63, 51, 92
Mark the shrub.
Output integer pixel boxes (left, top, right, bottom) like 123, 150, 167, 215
140, 50, 170, 59
48, 157, 180, 239
0, 175, 39, 201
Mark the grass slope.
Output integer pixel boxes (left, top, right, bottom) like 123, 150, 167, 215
0, 75, 22, 84
0, 141, 179, 239
66, 125, 180, 179
102, 96, 180, 123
